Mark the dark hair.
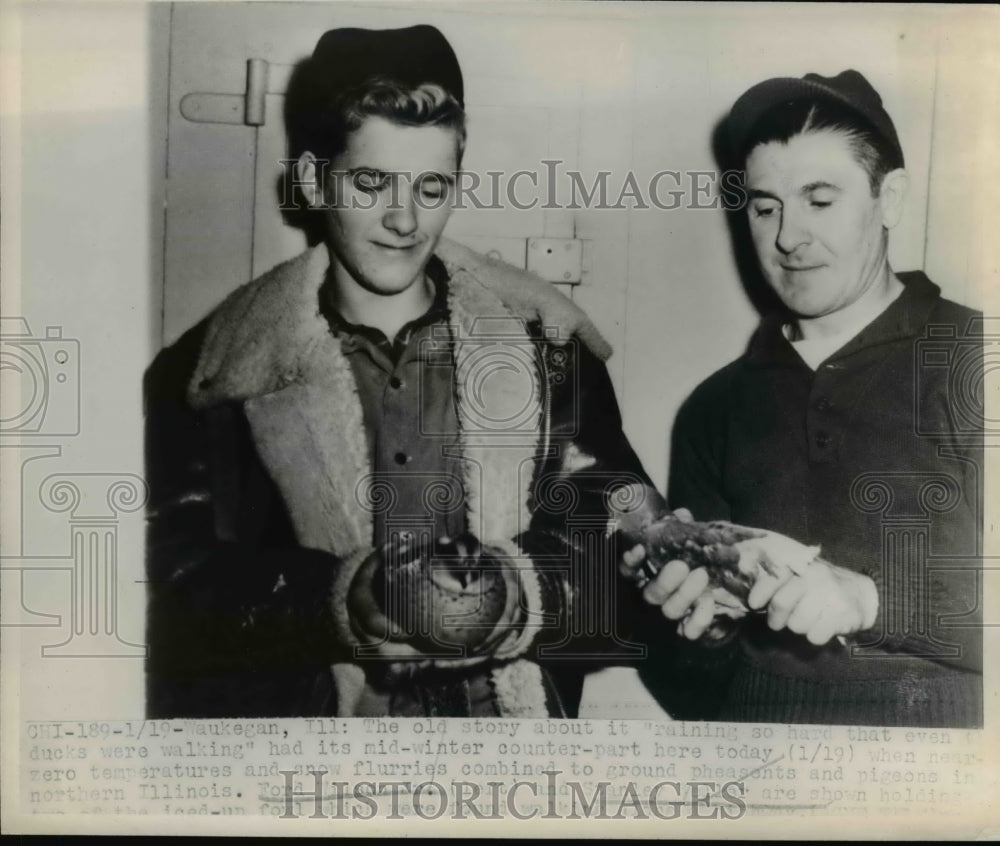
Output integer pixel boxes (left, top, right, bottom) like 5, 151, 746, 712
286, 69, 466, 165
737, 98, 903, 194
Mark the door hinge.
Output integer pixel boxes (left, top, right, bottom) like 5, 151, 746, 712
179, 59, 293, 126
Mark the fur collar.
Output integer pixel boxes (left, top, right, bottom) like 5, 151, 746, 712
188, 237, 609, 409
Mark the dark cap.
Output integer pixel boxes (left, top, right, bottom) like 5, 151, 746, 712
308, 24, 464, 107
729, 69, 903, 166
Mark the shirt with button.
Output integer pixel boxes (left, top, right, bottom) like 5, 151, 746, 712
319, 257, 464, 551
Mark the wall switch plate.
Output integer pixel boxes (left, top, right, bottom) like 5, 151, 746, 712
526, 238, 583, 283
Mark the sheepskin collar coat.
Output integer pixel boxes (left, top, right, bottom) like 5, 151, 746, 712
145, 238, 650, 719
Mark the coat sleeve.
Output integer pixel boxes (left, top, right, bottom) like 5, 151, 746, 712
143, 324, 351, 717
512, 337, 663, 675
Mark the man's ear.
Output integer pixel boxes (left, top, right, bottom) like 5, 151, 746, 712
878, 168, 909, 230
295, 151, 324, 209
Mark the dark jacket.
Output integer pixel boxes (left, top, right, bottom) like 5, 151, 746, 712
145, 239, 652, 719
665, 272, 984, 726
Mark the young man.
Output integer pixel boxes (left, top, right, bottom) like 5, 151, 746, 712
144, 25, 655, 719
646, 70, 983, 727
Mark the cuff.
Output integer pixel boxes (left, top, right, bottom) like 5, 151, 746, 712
858, 571, 880, 631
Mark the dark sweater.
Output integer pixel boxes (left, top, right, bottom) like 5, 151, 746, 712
667, 272, 984, 727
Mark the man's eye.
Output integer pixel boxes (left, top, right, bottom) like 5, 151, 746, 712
810, 199, 833, 209
752, 204, 778, 219
417, 177, 447, 200
353, 170, 389, 192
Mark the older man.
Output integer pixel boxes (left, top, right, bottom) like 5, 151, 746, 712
648, 70, 983, 727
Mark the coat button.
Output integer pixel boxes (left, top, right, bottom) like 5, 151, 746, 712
394, 451, 409, 465
389, 376, 403, 389
815, 431, 831, 449
815, 396, 832, 412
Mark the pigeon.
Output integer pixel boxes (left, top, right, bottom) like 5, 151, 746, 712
610, 483, 820, 635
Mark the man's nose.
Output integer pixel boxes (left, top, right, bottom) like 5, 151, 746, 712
383, 190, 418, 237
775, 209, 810, 255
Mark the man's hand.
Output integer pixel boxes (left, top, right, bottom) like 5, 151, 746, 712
626, 511, 878, 646
346, 533, 523, 657
636, 554, 720, 640
747, 558, 879, 645
623, 507, 723, 640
